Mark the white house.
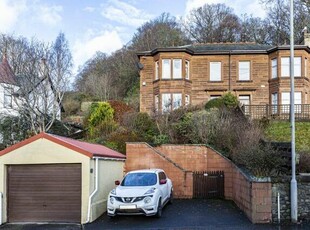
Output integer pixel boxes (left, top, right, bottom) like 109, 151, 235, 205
0, 56, 19, 117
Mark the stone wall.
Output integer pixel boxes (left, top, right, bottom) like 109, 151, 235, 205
272, 176, 310, 223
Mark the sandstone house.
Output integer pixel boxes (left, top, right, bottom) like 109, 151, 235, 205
137, 40, 310, 119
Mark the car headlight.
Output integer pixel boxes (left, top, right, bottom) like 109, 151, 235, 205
110, 197, 115, 204
144, 188, 156, 195
110, 189, 116, 195
144, 196, 152, 204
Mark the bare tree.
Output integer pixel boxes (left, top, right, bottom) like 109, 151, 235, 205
261, 0, 310, 45
183, 3, 241, 43
131, 12, 189, 51
240, 15, 273, 44
0, 32, 72, 135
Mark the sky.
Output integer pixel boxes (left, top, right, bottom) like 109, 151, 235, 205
0, 0, 266, 74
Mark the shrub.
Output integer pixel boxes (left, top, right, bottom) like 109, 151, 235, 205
62, 97, 80, 117
205, 92, 238, 110
235, 144, 284, 177
153, 134, 169, 145
122, 112, 158, 142
222, 92, 239, 108
205, 98, 223, 110
105, 129, 144, 154
108, 100, 134, 123
85, 102, 117, 138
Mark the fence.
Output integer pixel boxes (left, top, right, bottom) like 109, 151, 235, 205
242, 104, 310, 120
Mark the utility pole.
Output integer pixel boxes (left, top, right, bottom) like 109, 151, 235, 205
290, 0, 298, 223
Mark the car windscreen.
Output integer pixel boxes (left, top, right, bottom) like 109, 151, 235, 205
121, 172, 157, 186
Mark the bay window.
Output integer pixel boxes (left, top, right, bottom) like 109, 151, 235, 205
272, 58, 277, 79
173, 59, 182, 79
281, 57, 301, 77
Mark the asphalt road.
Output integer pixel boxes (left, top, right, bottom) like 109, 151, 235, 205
1, 199, 309, 230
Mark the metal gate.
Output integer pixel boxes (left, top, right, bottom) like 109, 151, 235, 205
193, 171, 224, 199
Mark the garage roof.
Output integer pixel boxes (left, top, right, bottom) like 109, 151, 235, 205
0, 132, 126, 159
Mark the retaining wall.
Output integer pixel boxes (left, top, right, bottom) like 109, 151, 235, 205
126, 143, 272, 223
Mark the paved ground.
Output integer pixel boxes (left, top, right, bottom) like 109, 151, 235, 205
1, 199, 309, 230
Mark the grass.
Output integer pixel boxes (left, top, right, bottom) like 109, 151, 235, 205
264, 121, 310, 152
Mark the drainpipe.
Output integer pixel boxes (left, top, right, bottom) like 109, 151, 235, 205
0, 192, 2, 225
229, 51, 232, 91
86, 157, 99, 223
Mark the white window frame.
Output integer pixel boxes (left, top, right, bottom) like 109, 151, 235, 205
239, 95, 250, 114
185, 94, 190, 106
281, 57, 302, 77
173, 59, 182, 79
172, 93, 182, 110
210, 62, 221, 81
281, 92, 302, 113
271, 92, 278, 114
272, 58, 277, 79
155, 61, 159, 80
162, 93, 171, 112
185, 60, 190, 80
238, 61, 250, 81
294, 57, 301, 77
210, 95, 221, 100
162, 59, 171, 79
155, 95, 159, 112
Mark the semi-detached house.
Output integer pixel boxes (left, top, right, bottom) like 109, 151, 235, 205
137, 37, 310, 119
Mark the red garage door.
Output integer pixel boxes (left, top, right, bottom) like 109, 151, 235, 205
7, 164, 81, 223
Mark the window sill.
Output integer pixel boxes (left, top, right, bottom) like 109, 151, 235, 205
207, 81, 224, 83
236, 80, 253, 83
153, 79, 192, 83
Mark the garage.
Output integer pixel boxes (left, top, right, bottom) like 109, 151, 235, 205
7, 164, 81, 223
0, 132, 125, 224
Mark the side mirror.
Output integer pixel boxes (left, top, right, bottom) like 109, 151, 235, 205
115, 180, 120, 185
159, 179, 167, 185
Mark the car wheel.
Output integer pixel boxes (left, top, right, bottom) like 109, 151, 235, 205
155, 198, 162, 218
168, 189, 173, 204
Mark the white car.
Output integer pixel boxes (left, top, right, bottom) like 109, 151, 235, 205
107, 169, 173, 218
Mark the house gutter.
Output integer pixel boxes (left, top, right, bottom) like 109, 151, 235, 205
86, 157, 99, 223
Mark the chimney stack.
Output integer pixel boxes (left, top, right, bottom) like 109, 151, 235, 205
303, 26, 310, 46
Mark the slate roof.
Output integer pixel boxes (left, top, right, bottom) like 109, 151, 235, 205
137, 43, 310, 56
0, 132, 126, 159
184, 43, 273, 52
0, 56, 18, 85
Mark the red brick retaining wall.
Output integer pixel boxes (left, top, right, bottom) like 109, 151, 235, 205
126, 143, 272, 223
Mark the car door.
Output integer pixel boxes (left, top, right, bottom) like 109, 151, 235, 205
158, 172, 169, 202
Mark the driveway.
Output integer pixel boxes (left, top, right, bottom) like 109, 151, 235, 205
84, 199, 305, 230
0, 199, 308, 230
